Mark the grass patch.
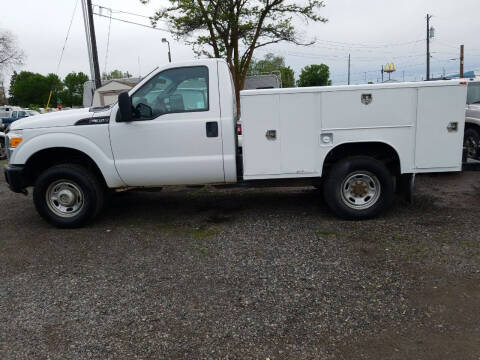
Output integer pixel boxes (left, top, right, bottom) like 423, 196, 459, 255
458, 239, 480, 256
386, 235, 431, 262
155, 222, 217, 239
154, 222, 218, 257
316, 229, 337, 238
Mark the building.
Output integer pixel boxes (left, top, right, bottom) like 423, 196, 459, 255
83, 78, 142, 107
243, 74, 281, 90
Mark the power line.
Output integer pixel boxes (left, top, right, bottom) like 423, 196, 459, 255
93, 12, 169, 32
103, 8, 112, 74
92, 4, 159, 21
312, 38, 425, 49
56, 0, 80, 74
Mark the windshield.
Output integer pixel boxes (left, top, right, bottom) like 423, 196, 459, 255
467, 83, 480, 104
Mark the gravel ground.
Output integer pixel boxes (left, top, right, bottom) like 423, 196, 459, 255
1, 169, 480, 359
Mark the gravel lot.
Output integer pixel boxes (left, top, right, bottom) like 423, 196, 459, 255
1, 167, 480, 359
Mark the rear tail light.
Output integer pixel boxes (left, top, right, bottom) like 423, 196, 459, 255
237, 123, 242, 135
460, 81, 467, 85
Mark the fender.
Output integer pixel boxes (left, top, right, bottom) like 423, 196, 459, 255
322, 140, 405, 174
12, 132, 125, 188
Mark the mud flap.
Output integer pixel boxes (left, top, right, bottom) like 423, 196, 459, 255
397, 173, 415, 204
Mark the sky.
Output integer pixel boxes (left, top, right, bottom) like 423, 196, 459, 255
1, 0, 480, 92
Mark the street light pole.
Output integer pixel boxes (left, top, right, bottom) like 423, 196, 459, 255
347, 54, 351, 85
162, 38, 172, 63
460, 44, 464, 78
426, 14, 434, 81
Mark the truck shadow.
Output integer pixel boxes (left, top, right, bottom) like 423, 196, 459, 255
99, 186, 420, 226
101, 187, 330, 224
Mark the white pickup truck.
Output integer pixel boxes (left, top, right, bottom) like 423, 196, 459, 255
3, 59, 469, 228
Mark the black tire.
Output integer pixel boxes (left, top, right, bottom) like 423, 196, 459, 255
0, 137, 6, 160
464, 127, 480, 160
33, 164, 105, 228
323, 156, 394, 220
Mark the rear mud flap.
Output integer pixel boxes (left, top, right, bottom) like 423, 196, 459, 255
397, 173, 415, 204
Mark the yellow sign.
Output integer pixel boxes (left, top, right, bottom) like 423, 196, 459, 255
383, 63, 396, 73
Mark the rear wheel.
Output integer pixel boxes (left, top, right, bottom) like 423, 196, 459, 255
464, 127, 480, 160
323, 156, 394, 220
33, 164, 105, 228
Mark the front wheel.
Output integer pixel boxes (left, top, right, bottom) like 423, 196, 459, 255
323, 156, 394, 220
33, 164, 105, 228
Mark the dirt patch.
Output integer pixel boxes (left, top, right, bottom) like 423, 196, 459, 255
1, 172, 480, 359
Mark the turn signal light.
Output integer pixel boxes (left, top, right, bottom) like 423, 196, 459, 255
237, 123, 242, 135
10, 137, 23, 148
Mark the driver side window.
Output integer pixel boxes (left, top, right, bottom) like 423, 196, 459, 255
131, 66, 209, 120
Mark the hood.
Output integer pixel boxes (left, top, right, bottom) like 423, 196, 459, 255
9, 108, 96, 130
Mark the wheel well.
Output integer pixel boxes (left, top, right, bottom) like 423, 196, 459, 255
322, 142, 401, 176
25, 147, 106, 187
465, 122, 480, 133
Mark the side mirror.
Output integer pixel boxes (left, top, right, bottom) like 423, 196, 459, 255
118, 92, 132, 122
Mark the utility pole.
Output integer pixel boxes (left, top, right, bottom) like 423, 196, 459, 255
83, 0, 102, 89
81, 0, 94, 85
402, 71, 405, 82
347, 54, 351, 85
364, 72, 367, 83
426, 14, 433, 81
381, 66, 384, 83
460, 44, 464, 78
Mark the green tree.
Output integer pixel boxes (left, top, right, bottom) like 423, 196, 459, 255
141, 0, 327, 110
297, 64, 331, 87
249, 53, 295, 88
9, 71, 63, 107
102, 69, 132, 80
61, 71, 89, 107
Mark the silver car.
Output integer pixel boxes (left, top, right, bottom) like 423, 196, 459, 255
464, 81, 480, 159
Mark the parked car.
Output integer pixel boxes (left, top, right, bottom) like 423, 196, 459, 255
3, 59, 469, 228
464, 81, 480, 159
1, 109, 40, 131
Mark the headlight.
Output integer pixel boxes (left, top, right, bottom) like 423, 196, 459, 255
9, 135, 23, 148
7, 131, 23, 149
6, 131, 22, 162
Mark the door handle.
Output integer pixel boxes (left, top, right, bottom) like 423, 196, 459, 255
265, 129, 277, 140
206, 121, 218, 137
447, 122, 458, 132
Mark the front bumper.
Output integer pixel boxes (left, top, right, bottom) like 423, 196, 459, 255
4, 165, 29, 193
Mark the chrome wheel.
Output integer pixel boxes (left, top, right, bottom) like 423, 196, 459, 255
341, 171, 381, 210
46, 180, 84, 218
